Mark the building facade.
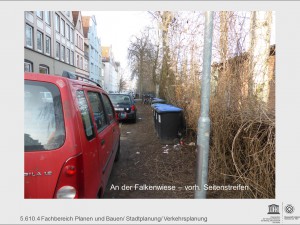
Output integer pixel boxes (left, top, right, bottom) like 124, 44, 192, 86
72, 11, 89, 77
24, 11, 76, 75
24, 11, 118, 90
82, 15, 101, 84
84, 41, 90, 76
100, 62, 105, 88
102, 46, 120, 93
211, 45, 275, 112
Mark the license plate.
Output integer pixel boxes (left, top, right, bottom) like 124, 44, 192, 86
115, 108, 124, 111
119, 112, 127, 119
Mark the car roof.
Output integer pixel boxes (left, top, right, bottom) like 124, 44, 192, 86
109, 93, 131, 96
25, 72, 105, 91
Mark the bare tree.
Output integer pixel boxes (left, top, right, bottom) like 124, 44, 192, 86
249, 11, 273, 103
118, 69, 127, 92
128, 28, 160, 97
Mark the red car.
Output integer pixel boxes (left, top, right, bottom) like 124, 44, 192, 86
24, 72, 120, 198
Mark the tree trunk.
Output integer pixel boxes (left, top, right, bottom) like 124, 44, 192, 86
249, 11, 272, 103
159, 11, 173, 99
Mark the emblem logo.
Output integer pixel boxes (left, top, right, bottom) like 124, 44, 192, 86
285, 205, 295, 214
268, 204, 280, 214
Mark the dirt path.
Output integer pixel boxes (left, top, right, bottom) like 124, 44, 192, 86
103, 101, 197, 198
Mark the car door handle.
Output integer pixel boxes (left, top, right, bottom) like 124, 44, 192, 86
101, 139, 105, 146
112, 127, 115, 133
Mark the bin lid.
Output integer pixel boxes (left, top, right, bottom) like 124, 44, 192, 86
155, 104, 183, 113
151, 103, 166, 108
152, 98, 165, 101
152, 99, 166, 103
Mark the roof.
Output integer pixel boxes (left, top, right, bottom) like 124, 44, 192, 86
82, 16, 90, 38
270, 44, 276, 56
212, 44, 276, 68
72, 11, 79, 26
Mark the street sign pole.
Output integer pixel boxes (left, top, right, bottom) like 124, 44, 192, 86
195, 11, 214, 199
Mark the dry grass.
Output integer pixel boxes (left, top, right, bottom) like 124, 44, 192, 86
169, 56, 275, 198
208, 101, 275, 198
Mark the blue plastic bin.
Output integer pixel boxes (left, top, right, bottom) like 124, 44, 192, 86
151, 98, 166, 104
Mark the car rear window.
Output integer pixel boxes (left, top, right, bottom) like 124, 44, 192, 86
109, 94, 132, 105
24, 80, 65, 151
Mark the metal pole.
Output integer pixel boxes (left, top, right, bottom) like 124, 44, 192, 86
195, 11, 214, 199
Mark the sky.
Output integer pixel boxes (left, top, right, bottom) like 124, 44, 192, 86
82, 11, 153, 86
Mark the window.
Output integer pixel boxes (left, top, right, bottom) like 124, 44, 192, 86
91, 47, 94, 59
37, 31, 43, 52
24, 80, 65, 151
102, 94, 115, 124
39, 64, 49, 74
66, 24, 70, 40
87, 92, 107, 132
70, 28, 74, 43
76, 91, 94, 140
36, 11, 43, 19
77, 55, 79, 67
70, 51, 74, 65
61, 45, 65, 61
84, 59, 88, 71
25, 24, 33, 48
45, 36, 51, 56
55, 14, 60, 32
80, 57, 83, 69
66, 48, 70, 64
91, 63, 94, 75
60, 18, 65, 36
24, 60, 33, 72
55, 42, 60, 59
45, 11, 51, 25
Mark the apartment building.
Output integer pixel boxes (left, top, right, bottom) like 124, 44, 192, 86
24, 11, 76, 75
82, 15, 101, 84
72, 11, 89, 77
102, 46, 120, 93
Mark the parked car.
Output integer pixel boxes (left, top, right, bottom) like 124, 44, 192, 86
142, 93, 154, 104
108, 93, 137, 123
24, 72, 121, 199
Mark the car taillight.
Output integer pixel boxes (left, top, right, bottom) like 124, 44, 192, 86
54, 154, 83, 199
131, 105, 136, 111
66, 165, 77, 175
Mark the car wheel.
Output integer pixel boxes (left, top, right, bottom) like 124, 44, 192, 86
132, 116, 137, 123
132, 113, 137, 123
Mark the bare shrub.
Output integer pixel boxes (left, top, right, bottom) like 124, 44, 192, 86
206, 12, 275, 198
145, 11, 275, 198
